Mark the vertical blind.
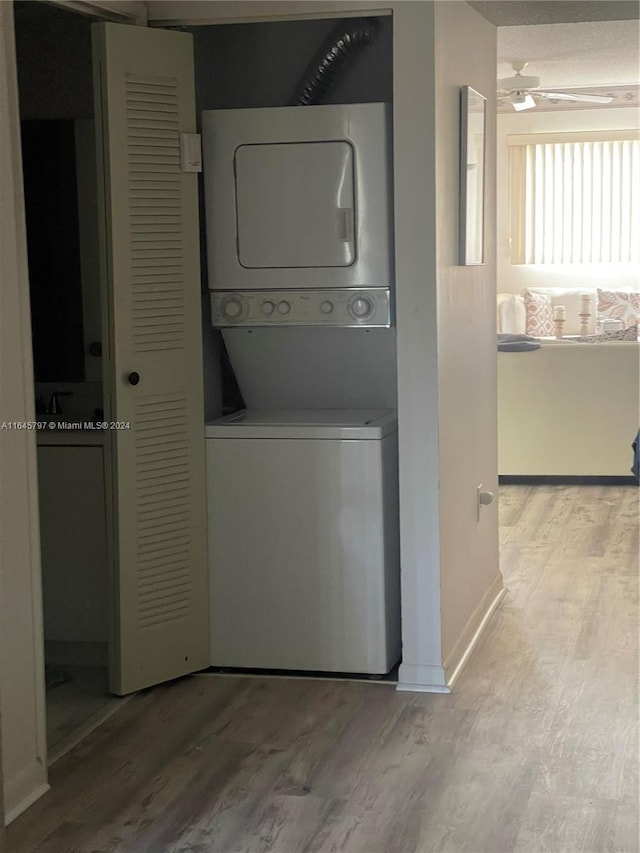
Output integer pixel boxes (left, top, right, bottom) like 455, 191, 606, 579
513, 138, 640, 264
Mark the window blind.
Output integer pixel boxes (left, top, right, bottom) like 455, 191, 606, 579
513, 138, 640, 264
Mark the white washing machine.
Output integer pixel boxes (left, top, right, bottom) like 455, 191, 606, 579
205, 409, 401, 674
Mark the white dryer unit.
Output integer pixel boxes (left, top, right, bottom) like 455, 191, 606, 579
202, 102, 393, 292
206, 409, 401, 675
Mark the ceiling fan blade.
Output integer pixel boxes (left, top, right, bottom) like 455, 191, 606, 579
512, 94, 536, 111
498, 74, 540, 91
537, 91, 615, 104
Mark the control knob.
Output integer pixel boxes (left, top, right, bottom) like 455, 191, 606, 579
349, 295, 374, 320
220, 294, 248, 323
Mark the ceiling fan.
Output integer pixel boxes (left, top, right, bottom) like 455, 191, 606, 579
498, 61, 615, 111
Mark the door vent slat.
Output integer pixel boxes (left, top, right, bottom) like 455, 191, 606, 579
138, 507, 189, 523
135, 343, 184, 352
138, 546, 190, 565
138, 561, 190, 577
137, 540, 190, 560
125, 73, 187, 356
138, 594, 191, 614
136, 424, 187, 438
133, 308, 184, 318
136, 433, 187, 445
136, 435, 188, 448
139, 608, 191, 630
132, 389, 194, 628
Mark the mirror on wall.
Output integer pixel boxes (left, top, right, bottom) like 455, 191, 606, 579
459, 85, 486, 266
22, 119, 86, 381
21, 118, 102, 384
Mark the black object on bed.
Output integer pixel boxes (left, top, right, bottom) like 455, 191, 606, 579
497, 333, 541, 352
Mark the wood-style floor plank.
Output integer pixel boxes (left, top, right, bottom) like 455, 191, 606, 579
2, 485, 638, 852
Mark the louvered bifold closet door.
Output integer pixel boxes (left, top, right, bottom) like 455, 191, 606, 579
93, 23, 208, 695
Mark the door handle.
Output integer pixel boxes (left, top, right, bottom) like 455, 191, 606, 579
127, 371, 140, 386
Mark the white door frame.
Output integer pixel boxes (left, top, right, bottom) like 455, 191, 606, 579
44, 1, 147, 25
0, 0, 144, 825
0, 0, 48, 824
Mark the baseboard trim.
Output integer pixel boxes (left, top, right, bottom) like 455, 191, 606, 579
395, 577, 506, 695
4, 781, 50, 826
396, 681, 451, 694
444, 575, 506, 690
499, 475, 637, 486
47, 694, 131, 768
396, 662, 450, 694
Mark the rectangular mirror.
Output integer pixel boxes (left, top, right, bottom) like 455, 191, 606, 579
459, 86, 486, 265
22, 119, 86, 381
21, 118, 102, 384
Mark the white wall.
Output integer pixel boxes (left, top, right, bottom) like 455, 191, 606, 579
391, 1, 443, 690
497, 106, 640, 295
433, 2, 503, 679
0, 1, 49, 823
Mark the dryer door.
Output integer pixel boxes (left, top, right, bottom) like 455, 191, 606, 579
235, 141, 355, 269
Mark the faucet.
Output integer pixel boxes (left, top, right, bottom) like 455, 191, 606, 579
46, 391, 72, 415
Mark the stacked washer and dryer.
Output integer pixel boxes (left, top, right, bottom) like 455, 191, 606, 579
202, 103, 401, 675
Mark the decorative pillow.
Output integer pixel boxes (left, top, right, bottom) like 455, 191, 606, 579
570, 324, 638, 343
597, 289, 640, 329
523, 288, 555, 337
525, 287, 597, 335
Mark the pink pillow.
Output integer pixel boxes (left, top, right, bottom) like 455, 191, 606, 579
597, 289, 640, 329
523, 288, 555, 337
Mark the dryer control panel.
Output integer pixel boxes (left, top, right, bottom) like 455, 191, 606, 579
211, 288, 391, 328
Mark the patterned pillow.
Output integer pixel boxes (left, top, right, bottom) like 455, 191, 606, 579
597, 289, 640, 329
523, 288, 555, 337
571, 324, 638, 343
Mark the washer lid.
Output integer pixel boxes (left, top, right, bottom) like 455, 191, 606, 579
205, 408, 397, 439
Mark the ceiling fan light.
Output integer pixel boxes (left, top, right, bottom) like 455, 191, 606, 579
513, 93, 536, 111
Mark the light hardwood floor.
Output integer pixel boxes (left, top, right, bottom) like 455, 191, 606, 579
3, 485, 638, 853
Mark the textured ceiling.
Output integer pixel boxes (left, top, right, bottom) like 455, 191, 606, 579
498, 20, 640, 88
478, 4, 640, 111
469, 1, 640, 26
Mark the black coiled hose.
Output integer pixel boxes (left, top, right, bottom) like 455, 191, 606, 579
292, 18, 379, 106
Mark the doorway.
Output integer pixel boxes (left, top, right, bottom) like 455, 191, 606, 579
13, 0, 117, 763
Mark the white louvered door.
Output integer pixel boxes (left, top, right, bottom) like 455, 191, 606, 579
93, 23, 209, 695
